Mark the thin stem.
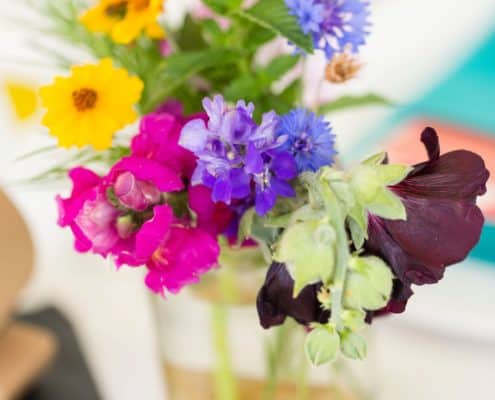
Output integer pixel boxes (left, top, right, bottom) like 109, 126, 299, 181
211, 304, 239, 400
319, 181, 350, 331
211, 266, 239, 400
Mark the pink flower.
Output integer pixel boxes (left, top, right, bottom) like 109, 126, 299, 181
145, 226, 220, 294
188, 185, 234, 236
131, 111, 200, 180
114, 171, 162, 211
57, 104, 234, 295
115, 204, 220, 294
57, 167, 125, 256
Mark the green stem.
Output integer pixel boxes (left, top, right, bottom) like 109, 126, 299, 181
211, 266, 239, 400
320, 181, 350, 331
211, 304, 238, 400
262, 323, 289, 400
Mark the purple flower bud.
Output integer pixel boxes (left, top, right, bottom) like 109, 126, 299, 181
114, 171, 161, 211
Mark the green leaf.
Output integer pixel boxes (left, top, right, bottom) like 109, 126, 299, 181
278, 78, 302, 105
318, 93, 393, 115
330, 180, 355, 208
366, 187, 407, 220
262, 54, 299, 82
275, 220, 335, 295
362, 151, 387, 167
347, 202, 368, 250
175, 15, 208, 51
350, 165, 382, 204
348, 217, 365, 250
142, 48, 239, 112
224, 75, 260, 102
236, 0, 313, 54
305, 325, 340, 366
202, 0, 243, 13
238, 207, 256, 243
376, 164, 412, 186
348, 204, 368, 234
340, 331, 367, 360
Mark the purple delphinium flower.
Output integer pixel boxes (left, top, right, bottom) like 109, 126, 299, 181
286, 0, 371, 60
180, 95, 297, 215
275, 108, 337, 173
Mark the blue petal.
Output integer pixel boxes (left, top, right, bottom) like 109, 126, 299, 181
245, 142, 264, 174
255, 186, 277, 216
179, 119, 210, 153
212, 175, 232, 204
230, 168, 251, 199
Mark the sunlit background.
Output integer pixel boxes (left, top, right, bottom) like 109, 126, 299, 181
0, 1, 494, 399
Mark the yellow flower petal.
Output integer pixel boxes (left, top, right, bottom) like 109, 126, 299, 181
80, 0, 165, 44
40, 59, 143, 150
5, 81, 39, 120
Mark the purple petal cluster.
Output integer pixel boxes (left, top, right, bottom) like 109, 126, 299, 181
286, 0, 371, 60
180, 95, 297, 215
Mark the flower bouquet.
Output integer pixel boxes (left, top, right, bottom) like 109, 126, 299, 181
23, 0, 489, 398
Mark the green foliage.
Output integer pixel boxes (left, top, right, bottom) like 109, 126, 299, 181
318, 93, 393, 115
235, 0, 313, 54
275, 220, 336, 295
175, 15, 208, 51
141, 48, 241, 112
203, 0, 243, 14
350, 163, 410, 221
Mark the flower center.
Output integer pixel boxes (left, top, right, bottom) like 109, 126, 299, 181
133, 0, 151, 11
105, 1, 128, 18
72, 88, 98, 111
293, 132, 313, 153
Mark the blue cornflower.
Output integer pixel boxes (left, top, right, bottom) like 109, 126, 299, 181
286, 0, 371, 60
180, 95, 297, 215
275, 108, 336, 173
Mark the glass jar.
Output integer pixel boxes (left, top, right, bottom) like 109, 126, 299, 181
152, 247, 377, 400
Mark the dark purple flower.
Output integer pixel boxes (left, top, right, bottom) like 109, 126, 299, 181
365, 127, 489, 313
257, 262, 330, 329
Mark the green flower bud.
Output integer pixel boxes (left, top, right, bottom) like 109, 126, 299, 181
116, 214, 135, 239
341, 309, 366, 331
344, 255, 393, 311
340, 330, 367, 360
305, 324, 340, 366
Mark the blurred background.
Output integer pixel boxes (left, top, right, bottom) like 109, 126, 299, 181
0, 0, 494, 399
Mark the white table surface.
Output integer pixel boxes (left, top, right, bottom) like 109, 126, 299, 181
1, 1, 495, 399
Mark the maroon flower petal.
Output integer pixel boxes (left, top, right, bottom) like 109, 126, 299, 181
257, 262, 329, 329
365, 127, 489, 313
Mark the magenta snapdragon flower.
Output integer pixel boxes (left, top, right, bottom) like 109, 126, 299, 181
58, 107, 233, 295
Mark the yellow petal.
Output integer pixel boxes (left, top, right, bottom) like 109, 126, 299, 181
5, 81, 39, 120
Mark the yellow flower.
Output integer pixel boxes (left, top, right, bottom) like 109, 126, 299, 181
40, 58, 143, 150
80, 0, 166, 45
5, 81, 39, 120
